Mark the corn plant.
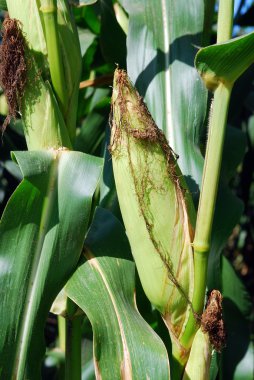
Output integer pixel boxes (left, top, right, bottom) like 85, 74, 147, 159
0, 0, 253, 379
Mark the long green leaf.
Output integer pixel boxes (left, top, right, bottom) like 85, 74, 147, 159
120, 0, 208, 190
0, 150, 103, 379
66, 257, 171, 380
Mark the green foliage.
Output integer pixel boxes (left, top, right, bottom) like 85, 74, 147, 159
0, 151, 102, 379
195, 31, 254, 90
120, 0, 208, 191
66, 257, 170, 379
0, 1, 253, 379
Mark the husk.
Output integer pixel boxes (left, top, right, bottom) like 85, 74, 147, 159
110, 69, 196, 344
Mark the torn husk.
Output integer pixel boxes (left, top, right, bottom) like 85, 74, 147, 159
110, 69, 196, 346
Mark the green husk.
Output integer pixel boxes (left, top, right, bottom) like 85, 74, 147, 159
110, 69, 196, 352
4, 0, 81, 149
182, 328, 212, 380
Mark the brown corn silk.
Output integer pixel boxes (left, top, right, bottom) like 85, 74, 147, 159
0, 18, 27, 131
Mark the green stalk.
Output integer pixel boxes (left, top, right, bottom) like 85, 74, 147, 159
65, 298, 82, 380
217, 0, 234, 43
58, 315, 66, 353
40, 0, 68, 118
178, 0, 234, 357
180, 83, 232, 349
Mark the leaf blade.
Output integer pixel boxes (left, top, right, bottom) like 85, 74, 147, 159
0, 150, 103, 379
66, 257, 171, 379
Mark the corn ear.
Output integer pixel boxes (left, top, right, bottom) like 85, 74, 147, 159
4, 0, 81, 149
110, 69, 196, 344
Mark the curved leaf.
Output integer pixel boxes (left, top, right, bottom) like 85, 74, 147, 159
195, 32, 254, 90
66, 257, 171, 380
0, 150, 103, 379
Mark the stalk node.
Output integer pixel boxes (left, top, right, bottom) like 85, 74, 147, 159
192, 242, 209, 253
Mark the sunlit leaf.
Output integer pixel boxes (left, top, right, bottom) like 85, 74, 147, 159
195, 32, 254, 90
0, 150, 103, 379
66, 257, 171, 379
120, 0, 208, 191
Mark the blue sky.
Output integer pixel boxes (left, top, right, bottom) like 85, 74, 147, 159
234, 0, 253, 15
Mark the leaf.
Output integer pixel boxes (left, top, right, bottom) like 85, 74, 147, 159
120, 0, 208, 192
78, 27, 96, 57
220, 257, 253, 380
195, 32, 254, 90
82, 339, 95, 380
66, 257, 171, 379
75, 111, 105, 153
0, 150, 103, 379
0, 0, 7, 10
99, 126, 121, 218
209, 352, 219, 380
69, 0, 98, 6
85, 207, 132, 260
100, 0, 127, 68
234, 342, 254, 380
208, 126, 247, 289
